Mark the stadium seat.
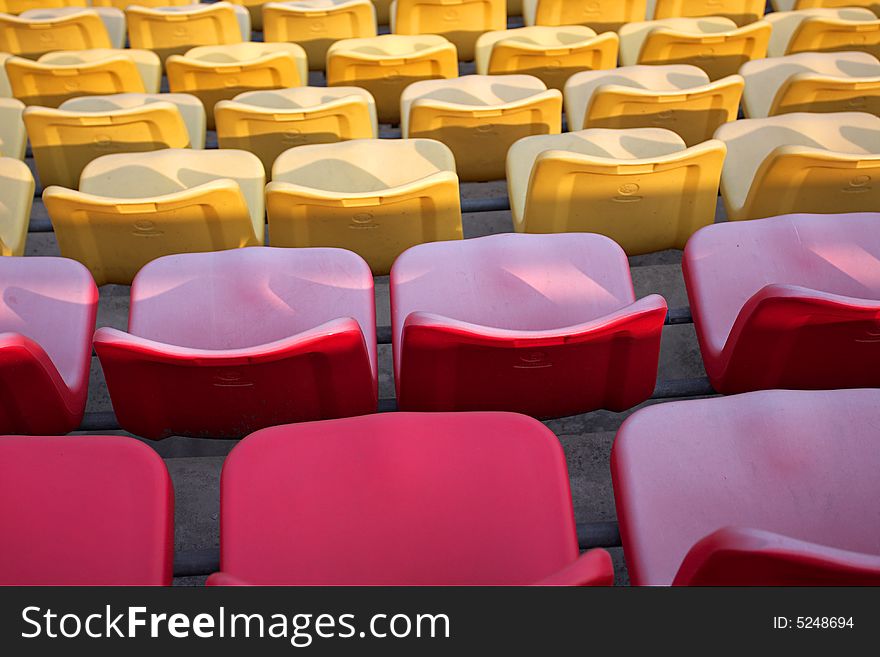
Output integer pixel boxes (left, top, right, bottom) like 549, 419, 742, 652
506, 128, 725, 253
19, 6, 125, 48
0, 52, 12, 95
0, 0, 87, 13
766, 8, 880, 58
390, 233, 667, 416
42, 148, 265, 285
647, 0, 765, 25
619, 17, 771, 80
94, 247, 378, 439
263, 0, 377, 70
772, 0, 880, 10
0, 157, 33, 255
390, 0, 505, 61
216, 86, 377, 174
327, 34, 457, 124
563, 64, 743, 146
207, 412, 614, 585
166, 43, 307, 128
740, 51, 880, 118
474, 26, 619, 90
93, 0, 193, 8
267, 138, 461, 274
612, 388, 880, 585
523, 0, 645, 33
714, 111, 880, 221
683, 211, 880, 393
0, 8, 113, 58
401, 74, 561, 181
0, 98, 26, 160
0, 256, 96, 435
0, 435, 173, 585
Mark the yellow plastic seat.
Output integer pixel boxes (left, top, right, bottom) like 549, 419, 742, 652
20, 6, 126, 48
506, 128, 725, 254
766, 8, 880, 58
390, 0, 505, 61
772, 1, 880, 15
93, 0, 194, 9
401, 74, 561, 181
266, 138, 461, 274
647, 0, 765, 26
564, 64, 743, 146
0, 97, 26, 159
474, 25, 618, 90
0, 0, 87, 14
326, 34, 457, 123
741, 51, 880, 118
523, 0, 645, 33
0, 156, 33, 256
715, 111, 880, 221
166, 43, 307, 129
126, 3, 250, 62
619, 17, 771, 80
215, 86, 377, 174
263, 0, 377, 70
0, 9, 112, 58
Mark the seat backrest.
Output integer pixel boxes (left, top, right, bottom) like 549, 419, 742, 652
126, 3, 244, 60
649, 0, 764, 25
0, 10, 111, 57
0, 156, 33, 256
787, 9, 880, 56
528, 0, 645, 33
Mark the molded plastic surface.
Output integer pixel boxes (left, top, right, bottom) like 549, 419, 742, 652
648, 0, 765, 25
0, 9, 111, 58
766, 8, 880, 57
391, 0, 505, 61
0, 98, 26, 161
523, 0, 645, 33
0, 156, 34, 255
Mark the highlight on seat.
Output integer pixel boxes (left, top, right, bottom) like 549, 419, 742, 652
612, 388, 880, 585
647, 0, 765, 26
0, 98, 26, 160
683, 211, 880, 393
506, 128, 725, 254
207, 412, 613, 585
42, 148, 265, 285
766, 8, 880, 58
0, 7, 114, 58
390, 233, 668, 417
266, 138, 461, 274
523, 0, 645, 34
390, 0, 506, 61
93, 247, 378, 439
0, 156, 34, 255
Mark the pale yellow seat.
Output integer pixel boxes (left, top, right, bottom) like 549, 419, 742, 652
263, 0, 377, 70
647, 0, 765, 26
0, 0, 87, 14
267, 138, 461, 274
772, 1, 880, 14
741, 51, 880, 118
506, 127, 725, 254
715, 111, 880, 220
766, 8, 880, 58
390, 0, 505, 61
0, 52, 12, 95
20, 6, 125, 48
0, 9, 112, 58
401, 74, 561, 181
42, 148, 265, 285
474, 26, 618, 90
326, 34, 457, 123
0, 156, 33, 255
215, 86, 377, 174
0, 97, 25, 159
93, 0, 195, 9
522, 0, 645, 33
166, 42, 307, 128
564, 64, 743, 146
619, 17, 771, 80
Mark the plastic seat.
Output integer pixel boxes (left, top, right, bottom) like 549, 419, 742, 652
267, 138, 461, 274
741, 51, 880, 118
523, 0, 645, 33
683, 211, 880, 393
0, 257, 96, 434
612, 389, 880, 585
228, 0, 269, 31
207, 412, 614, 585
401, 74, 561, 181
263, 0, 377, 70
767, 8, 880, 58
0, 9, 112, 58
20, 6, 125, 48
391, 233, 667, 416
564, 64, 743, 146
474, 25, 618, 91
715, 111, 880, 221
507, 128, 725, 254
42, 148, 264, 285
216, 86, 377, 176
773, 0, 880, 9
0, 52, 12, 95
94, 247, 377, 439
166, 43, 307, 129
0, 0, 87, 13
93, 0, 194, 9
0, 435, 173, 585
0, 157, 32, 255
391, 0, 505, 61
647, 0, 765, 26
619, 17, 771, 80
0, 98, 25, 160
327, 34, 457, 124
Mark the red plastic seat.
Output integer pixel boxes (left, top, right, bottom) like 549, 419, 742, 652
612, 388, 880, 586
208, 412, 613, 586
0, 435, 173, 585
390, 233, 667, 416
683, 212, 880, 393
94, 246, 377, 439
0, 256, 97, 435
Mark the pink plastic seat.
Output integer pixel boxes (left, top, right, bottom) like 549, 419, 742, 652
390, 233, 667, 417
683, 212, 880, 393
612, 388, 880, 586
0, 256, 98, 435
208, 412, 614, 586
94, 246, 377, 439
0, 435, 173, 585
